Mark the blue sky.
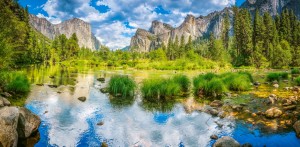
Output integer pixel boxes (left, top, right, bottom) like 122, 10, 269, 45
19, 0, 245, 49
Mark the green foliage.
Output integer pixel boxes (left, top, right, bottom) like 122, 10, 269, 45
295, 77, 300, 86
291, 68, 300, 74
266, 72, 289, 82
108, 75, 136, 98
141, 75, 189, 101
0, 71, 30, 94
193, 72, 252, 97
172, 75, 190, 92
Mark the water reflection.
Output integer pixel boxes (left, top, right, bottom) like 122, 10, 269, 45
23, 65, 300, 146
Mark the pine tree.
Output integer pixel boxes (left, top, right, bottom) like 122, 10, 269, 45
222, 10, 230, 50
173, 35, 179, 59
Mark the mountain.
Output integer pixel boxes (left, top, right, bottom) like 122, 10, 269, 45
130, 0, 300, 52
130, 8, 233, 52
29, 15, 100, 51
241, 0, 300, 18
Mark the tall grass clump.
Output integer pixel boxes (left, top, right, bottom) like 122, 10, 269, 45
291, 68, 300, 74
193, 74, 227, 97
0, 71, 30, 94
141, 75, 190, 101
171, 75, 190, 92
295, 77, 300, 86
222, 73, 252, 91
266, 72, 288, 82
108, 75, 136, 98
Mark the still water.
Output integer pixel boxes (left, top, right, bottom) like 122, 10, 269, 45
24, 66, 300, 146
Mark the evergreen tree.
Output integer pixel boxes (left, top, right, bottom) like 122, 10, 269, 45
222, 10, 230, 50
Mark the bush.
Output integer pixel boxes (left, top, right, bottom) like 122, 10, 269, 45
295, 77, 300, 86
266, 72, 288, 82
222, 73, 252, 91
108, 75, 136, 98
141, 75, 189, 101
172, 75, 190, 92
0, 71, 30, 94
204, 78, 227, 96
291, 68, 300, 74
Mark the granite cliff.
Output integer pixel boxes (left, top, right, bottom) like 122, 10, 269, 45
29, 15, 100, 50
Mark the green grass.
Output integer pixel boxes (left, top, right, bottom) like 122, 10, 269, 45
107, 75, 136, 98
266, 72, 289, 82
171, 75, 190, 92
295, 77, 300, 86
291, 68, 300, 74
0, 71, 30, 95
141, 75, 190, 101
193, 72, 252, 98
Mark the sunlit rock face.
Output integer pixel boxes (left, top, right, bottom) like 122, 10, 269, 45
29, 15, 100, 51
241, 0, 300, 18
130, 7, 233, 53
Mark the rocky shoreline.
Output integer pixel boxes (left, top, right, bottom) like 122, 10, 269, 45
0, 96, 41, 147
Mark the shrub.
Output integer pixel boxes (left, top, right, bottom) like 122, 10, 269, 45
292, 68, 300, 74
204, 78, 227, 96
222, 73, 252, 91
141, 75, 189, 101
0, 71, 30, 94
172, 75, 190, 92
295, 77, 300, 86
108, 75, 136, 98
266, 72, 288, 82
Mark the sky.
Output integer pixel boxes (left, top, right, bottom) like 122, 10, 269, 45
19, 0, 246, 49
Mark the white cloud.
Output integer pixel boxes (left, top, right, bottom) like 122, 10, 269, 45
38, 0, 236, 49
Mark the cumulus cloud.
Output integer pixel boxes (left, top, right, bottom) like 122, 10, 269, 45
36, 0, 236, 49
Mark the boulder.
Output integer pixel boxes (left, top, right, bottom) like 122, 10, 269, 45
100, 88, 109, 93
293, 121, 300, 138
213, 136, 240, 147
0, 107, 19, 147
1, 92, 12, 98
17, 108, 41, 138
210, 100, 223, 107
2, 97, 11, 106
283, 105, 297, 111
203, 106, 219, 116
265, 107, 282, 118
78, 97, 87, 102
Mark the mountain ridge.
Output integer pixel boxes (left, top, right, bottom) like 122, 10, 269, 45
29, 15, 100, 51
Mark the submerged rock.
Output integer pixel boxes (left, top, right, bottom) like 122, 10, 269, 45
213, 136, 240, 147
97, 121, 104, 126
293, 121, 300, 138
210, 134, 218, 140
203, 106, 219, 116
100, 88, 109, 93
210, 100, 223, 107
97, 78, 105, 83
48, 85, 58, 88
78, 97, 87, 102
265, 107, 282, 119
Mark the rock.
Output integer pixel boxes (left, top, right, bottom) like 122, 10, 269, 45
36, 84, 44, 86
253, 81, 260, 86
78, 97, 87, 102
231, 105, 243, 111
213, 136, 240, 147
17, 108, 41, 138
0, 107, 19, 147
210, 100, 223, 107
293, 121, 300, 138
49, 76, 55, 79
273, 84, 279, 88
210, 134, 218, 140
97, 78, 105, 82
97, 121, 104, 126
0, 99, 3, 107
48, 85, 58, 88
1, 92, 12, 98
283, 80, 289, 83
251, 113, 257, 117
100, 88, 109, 93
272, 80, 278, 84
203, 106, 219, 116
2, 97, 10, 106
284, 87, 290, 91
265, 107, 282, 119
283, 105, 297, 111
242, 143, 253, 147
101, 142, 108, 147
293, 86, 300, 92
44, 111, 48, 114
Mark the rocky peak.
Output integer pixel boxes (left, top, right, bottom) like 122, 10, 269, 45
150, 20, 174, 35
29, 15, 100, 50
